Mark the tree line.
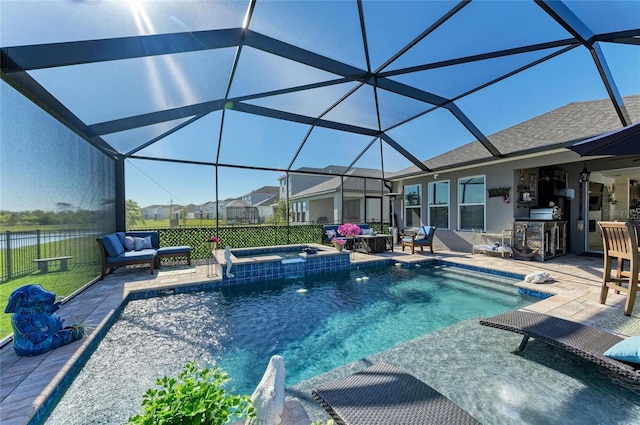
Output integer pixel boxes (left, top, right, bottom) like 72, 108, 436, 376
0, 200, 145, 228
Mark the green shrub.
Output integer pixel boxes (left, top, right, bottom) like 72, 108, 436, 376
126, 361, 254, 425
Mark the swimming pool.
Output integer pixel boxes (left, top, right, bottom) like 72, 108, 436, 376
45, 264, 535, 425
231, 245, 324, 259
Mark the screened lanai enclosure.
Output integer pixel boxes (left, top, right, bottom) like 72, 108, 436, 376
1, 1, 639, 287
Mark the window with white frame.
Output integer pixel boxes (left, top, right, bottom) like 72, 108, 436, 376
404, 184, 422, 228
428, 181, 449, 229
302, 201, 308, 223
458, 175, 485, 230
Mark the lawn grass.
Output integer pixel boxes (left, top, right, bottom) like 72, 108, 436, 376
1, 234, 98, 281
0, 265, 99, 340
0, 223, 328, 340
129, 218, 223, 229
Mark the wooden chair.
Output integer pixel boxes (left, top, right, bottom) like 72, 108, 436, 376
598, 221, 639, 316
401, 225, 436, 254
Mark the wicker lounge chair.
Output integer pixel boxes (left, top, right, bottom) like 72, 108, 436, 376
311, 362, 480, 425
479, 310, 640, 383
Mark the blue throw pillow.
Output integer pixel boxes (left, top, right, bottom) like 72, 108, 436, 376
115, 232, 126, 246
123, 236, 135, 251
415, 226, 433, 241
604, 336, 640, 364
134, 236, 153, 251
102, 234, 125, 257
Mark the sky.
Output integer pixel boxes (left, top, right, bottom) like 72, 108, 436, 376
1, 0, 639, 211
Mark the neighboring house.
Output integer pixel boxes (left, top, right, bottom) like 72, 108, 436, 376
201, 201, 217, 219
217, 198, 236, 220
388, 95, 640, 256
283, 166, 390, 225
240, 186, 279, 205
181, 204, 201, 219
238, 186, 280, 223
141, 204, 181, 220
224, 199, 259, 225
254, 194, 280, 223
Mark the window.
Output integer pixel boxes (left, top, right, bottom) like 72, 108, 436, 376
428, 181, 449, 230
344, 199, 360, 222
404, 184, 422, 228
458, 176, 485, 230
302, 201, 308, 223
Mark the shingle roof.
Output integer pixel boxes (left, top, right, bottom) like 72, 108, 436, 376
244, 186, 279, 196
392, 95, 640, 177
290, 167, 389, 199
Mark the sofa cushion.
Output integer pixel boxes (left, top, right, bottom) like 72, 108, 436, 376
102, 233, 125, 257
115, 232, 126, 245
126, 231, 160, 249
157, 246, 191, 256
134, 236, 153, 251
123, 236, 135, 251
106, 249, 156, 263
604, 336, 640, 364
415, 226, 434, 242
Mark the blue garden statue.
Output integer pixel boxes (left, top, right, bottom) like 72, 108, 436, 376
5, 284, 85, 356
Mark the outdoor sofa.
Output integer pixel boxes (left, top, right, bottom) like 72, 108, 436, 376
322, 224, 370, 244
96, 231, 191, 280
480, 310, 640, 384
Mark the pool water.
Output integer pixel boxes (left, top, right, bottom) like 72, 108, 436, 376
231, 245, 321, 260
45, 265, 535, 425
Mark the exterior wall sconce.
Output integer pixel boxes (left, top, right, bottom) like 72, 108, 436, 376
579, 162, 591, 183
577, 161, 590, 232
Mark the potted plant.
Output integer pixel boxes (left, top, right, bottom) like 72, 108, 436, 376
337, 223, 361, 238
126, 361, 254, 425
205, 236, 220, 251
332, 238, 346, 251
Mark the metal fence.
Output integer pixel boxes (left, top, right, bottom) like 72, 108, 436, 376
1, 222, 391, 283
0, 229, 101, 283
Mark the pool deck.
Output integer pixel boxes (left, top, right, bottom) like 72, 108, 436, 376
1, 246, 637, 425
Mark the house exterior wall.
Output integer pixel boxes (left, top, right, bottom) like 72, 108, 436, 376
242, 193, 276, 205
392, 150, 636, 254
256, 205, 274, 222
142, 206, 171, 219
286, 174, 333, 197
310, 198, 334, 223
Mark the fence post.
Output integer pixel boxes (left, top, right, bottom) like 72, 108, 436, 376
5, 230, 11, 281
36, 229, 41, 259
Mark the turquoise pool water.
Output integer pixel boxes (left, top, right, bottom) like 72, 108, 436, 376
231, 245, 323, 259
45, 264, 535, 425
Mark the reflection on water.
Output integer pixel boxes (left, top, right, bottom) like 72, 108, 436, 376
46, 266, 532, 425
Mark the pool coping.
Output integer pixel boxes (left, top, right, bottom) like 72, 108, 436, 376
0, 248, 632, 425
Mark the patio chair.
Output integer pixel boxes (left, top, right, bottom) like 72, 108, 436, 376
479, 310, 640, 384
598, 221, 639, 316
311, 362, 480, 425
401, 226, 436, 254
